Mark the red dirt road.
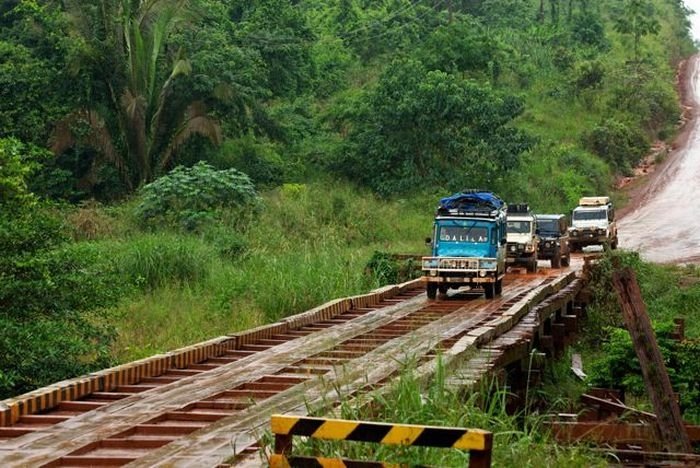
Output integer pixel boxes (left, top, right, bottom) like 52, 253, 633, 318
619, 55, 700, 264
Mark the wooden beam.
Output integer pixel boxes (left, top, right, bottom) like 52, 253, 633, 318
611, 267, 692, 453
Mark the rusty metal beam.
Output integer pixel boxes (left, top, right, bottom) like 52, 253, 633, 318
593, 448, 700, 465
544, 421, 700, 445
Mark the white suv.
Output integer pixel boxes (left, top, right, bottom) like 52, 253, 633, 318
569, 197, 618, 251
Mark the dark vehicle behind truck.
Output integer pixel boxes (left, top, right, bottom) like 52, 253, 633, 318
535, 214, 570, 268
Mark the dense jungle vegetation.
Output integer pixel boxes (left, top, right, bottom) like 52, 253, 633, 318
0, 0, 697, 462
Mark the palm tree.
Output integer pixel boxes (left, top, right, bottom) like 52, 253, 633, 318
51, 0, 221, 189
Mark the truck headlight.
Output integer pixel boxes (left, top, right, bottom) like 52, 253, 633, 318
544, 241, 551, 248
509, 245, 516, 252
571, 230, 578, 237
597, 228, 606, 235
480, 260, 497, 269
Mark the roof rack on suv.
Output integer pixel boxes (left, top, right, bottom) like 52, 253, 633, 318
578, 196, 611, 206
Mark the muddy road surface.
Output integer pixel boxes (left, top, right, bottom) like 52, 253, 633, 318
619, 55, 700, 264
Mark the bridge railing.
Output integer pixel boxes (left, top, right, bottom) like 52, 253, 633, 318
269, 414, 493, 467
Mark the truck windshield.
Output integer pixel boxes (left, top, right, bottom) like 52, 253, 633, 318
537, 219, 559, 234
573, 210, 606, 221
438, 225, 489, 243
507, 221, 531, 234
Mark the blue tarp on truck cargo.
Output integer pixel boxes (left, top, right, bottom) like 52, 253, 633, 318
438, 191, 505, 214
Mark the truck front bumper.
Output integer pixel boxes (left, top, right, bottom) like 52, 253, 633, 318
569, 231, 608, 246
422, 275, 499, 285
538, 242, 560, 260
421, 257, 502, 284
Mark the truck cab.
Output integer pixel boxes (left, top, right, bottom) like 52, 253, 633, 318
535, 214, 570, 268
422, 191, 506, 300
568, 196, 618, 251
506, 204, 538, 273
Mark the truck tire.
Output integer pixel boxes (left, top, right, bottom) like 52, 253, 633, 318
611, 237, 618, 250
527, 258, 537, 273
551, 253, 561, 268
495, 278, 503, 295
484, 282, 495, 299
426, 283, 438, 300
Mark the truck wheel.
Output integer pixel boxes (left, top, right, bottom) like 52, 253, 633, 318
551, 254, 561, 269
426, 283, 438, 300
611, 238, 618, 250
495, 279, 503, 295
527, 258, 538, 273
484, 282, 495, 299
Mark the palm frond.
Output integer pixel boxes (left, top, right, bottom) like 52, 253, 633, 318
158, 102, 222, 172
148, 49, 192, 151
50, 109, 125, 175
119, 90, 150, 184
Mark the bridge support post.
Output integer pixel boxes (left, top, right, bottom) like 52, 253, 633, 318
612, 267, 692, 454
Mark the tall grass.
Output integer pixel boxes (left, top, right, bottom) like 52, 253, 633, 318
96, 180, 430, 361
261, 359, 604, 466
113, 233, 216, 289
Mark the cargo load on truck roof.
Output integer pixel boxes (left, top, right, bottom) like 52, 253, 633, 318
437, 190, 506, 217
578, 196, 610, 206
507, 203, 530, 214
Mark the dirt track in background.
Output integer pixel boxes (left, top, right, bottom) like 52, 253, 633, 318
619, 55, 700, 264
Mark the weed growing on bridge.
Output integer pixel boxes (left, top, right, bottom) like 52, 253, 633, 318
271, 360, 605, 467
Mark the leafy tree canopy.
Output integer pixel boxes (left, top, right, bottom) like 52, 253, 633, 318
334, 59, 534, 196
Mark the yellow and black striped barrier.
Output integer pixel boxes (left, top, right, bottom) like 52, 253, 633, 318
269, 414, 492, 468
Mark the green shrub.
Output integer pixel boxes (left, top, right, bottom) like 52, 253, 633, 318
588, 326, 700, 423
202, 225, 248, 260
583, 119, 649, 174
501, 144, 611, 212
608, 66, 679, 133
135, 161, 261, 231
0, 137, 46, 211
311, 35, 353, 97
0, 209, 118, 397
0, 315, 113, 398
114, 233, 216, 289
212, 136, 285, 187
365, 251, 421, 286
572, 60, 605, 92
571, 12, 609, 50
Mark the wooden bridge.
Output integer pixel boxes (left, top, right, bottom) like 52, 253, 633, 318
0, 257, 590, 467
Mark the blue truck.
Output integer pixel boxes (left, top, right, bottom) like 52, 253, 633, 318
422, 191, 507, 299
